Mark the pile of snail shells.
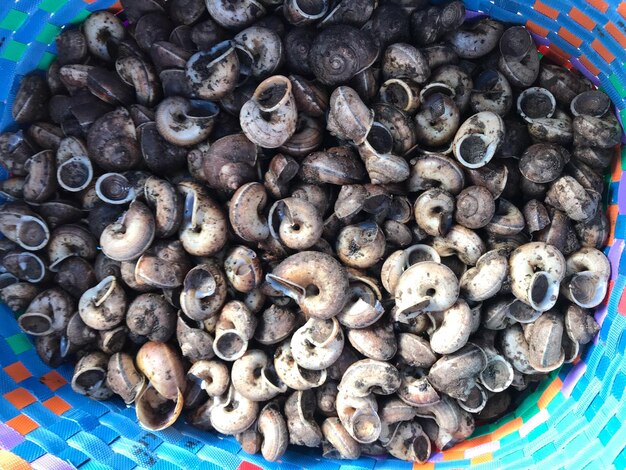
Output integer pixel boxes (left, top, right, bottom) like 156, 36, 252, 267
0, 0, 616, 463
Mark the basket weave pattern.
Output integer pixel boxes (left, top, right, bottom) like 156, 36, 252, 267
0, 0, 625, 468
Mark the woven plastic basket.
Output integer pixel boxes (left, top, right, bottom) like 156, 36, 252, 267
1, 0, 626, 469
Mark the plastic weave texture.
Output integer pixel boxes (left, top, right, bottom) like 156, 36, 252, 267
0, 0, 625, 469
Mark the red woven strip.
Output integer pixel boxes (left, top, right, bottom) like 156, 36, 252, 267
534, 0, 560, 20
619, 2, 626, 20
237, 462, 263, 470
605, 22, 626, 48
558, 27, 584, 47
591, 39, 615, 63
569, 7, 596, 30
544, 44, 572, 66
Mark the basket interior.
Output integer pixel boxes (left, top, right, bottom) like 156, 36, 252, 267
0, 0, 625, 468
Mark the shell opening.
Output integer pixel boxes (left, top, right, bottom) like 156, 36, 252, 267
568, 271, 607, 308
214, 331, 247, 360
411, 434, 432, 463
349, 408, 381, 443
96, 173, 135, 205
256, 80, 290, 112
57, 156, 93, 192
479, 356, 514, 392
16, 215, 49, 251
517, 87, 556, 123
500, 26, 533, 60
366, 123, 394, 154
527, 272, 558, 311
455, 133, 497, 169
18, 313, 53, 336
265, 274, 306, 302
380, 80, 412, 111
13, 252, 46, 283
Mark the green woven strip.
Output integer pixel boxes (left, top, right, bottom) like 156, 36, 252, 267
0, 9, 28, 30
38, 0, 65, 13
609, 74, 626, 99
36, 23, 61, 44
5, 333, 33, 354
70, 10, 91, 24
37, 51, 55, 70
1, 40, 27, 61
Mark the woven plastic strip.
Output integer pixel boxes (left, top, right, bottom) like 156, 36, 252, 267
1, 0, 626, 468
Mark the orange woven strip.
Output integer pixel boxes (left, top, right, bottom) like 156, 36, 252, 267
618, 2, 626, 20
492, 417, 523, 440
43, 396, 72, 415
587, 0, 609, 12
3, 389, 36, 410
538, 378, 563, 409
0, 450, 31, 470
412, 463, 435, 470
612, 146, 622, 181
442, 450, 466, 461
471, 453, 494, 465
450, 434, 492, 451
534, 0, 560, 19
605, 22, 626, 48
6, 414, 39, 435
569, 7, 596, 30
579, 55, 600, 76
3, 362, 32, 383
607, 205, 618, 246
591, 39, 615, 63
40, 371, 67, 391
526, 20, 550, 38
558, 27, 584, 47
